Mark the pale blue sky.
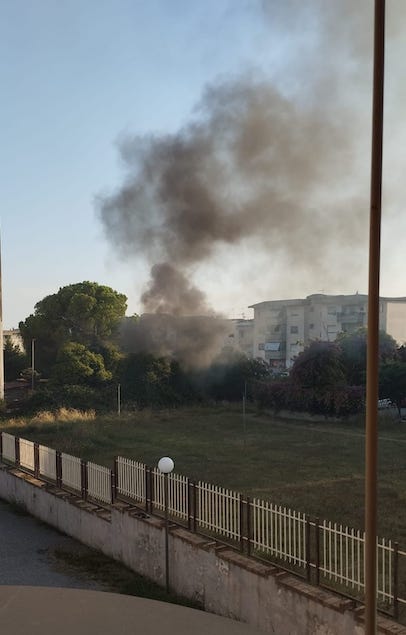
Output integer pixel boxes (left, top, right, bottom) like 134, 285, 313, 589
2, 1, 406, 327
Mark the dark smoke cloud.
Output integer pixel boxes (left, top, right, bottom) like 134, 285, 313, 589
98, 1, 405, 363
99, 74, 364, 296
119, 313, 228, 370
141, 263, 209, 316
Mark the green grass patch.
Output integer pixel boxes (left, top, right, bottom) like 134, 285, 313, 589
2, 405, 406, 542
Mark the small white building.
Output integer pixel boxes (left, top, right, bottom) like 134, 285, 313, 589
4, 329, 25, 352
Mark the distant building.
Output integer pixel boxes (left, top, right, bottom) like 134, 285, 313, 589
249, 294, 406, 369
4, 329, 25, 352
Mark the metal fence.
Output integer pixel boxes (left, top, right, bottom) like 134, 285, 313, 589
38, 444, 57, 481
0, 431, 405, 619
116, 457, 145, 503
87, 461, 112, 505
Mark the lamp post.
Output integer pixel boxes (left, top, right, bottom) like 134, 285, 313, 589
365, 2, 385, 633
31, 339, 35, 391
158, 456, 174, 593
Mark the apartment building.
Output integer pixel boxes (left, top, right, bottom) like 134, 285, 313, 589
249, 294, 406, 369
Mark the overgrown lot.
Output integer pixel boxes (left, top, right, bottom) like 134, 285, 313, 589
2, 406, 406, 544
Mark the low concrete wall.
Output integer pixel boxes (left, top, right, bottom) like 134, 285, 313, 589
0, 464, 403, 635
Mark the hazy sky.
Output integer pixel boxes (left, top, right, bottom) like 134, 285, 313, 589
2, 1, 406, 328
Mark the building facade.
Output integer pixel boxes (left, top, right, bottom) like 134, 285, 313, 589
250, 294, 406, 369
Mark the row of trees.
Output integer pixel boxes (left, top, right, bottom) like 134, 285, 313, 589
7, 281, 269, 412
253, 330, 406, 418
5, 281, 406, 418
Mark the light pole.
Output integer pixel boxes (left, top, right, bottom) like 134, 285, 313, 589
31, 339, 35, 391
158, 456, 174, 593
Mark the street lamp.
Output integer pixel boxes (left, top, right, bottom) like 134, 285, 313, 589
31, 339, 35, 391
158, 456, 174, 593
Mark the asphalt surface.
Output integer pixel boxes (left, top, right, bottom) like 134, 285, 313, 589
0, 587, 267, 635
0, 499, 105, 590
0, 500, 267, 634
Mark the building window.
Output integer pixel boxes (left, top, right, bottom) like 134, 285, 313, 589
290, 326, 299, 334
258, 343, 265, 350
274, 324, 281, 332
309, 323, 314, 329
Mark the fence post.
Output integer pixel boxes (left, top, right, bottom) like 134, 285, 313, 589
144, 465, 149, 513
187, 478, 191, 531
193, 482, 197, 533
0, 432, 3, 460
149, 467, 154, 514
315, 518, 320, 586
393, 542, 399, 620
15, 437, 20, 466
113, 457, 118, 500
239, 494, 244, 552
56, 451, 62, 488
305, 518, 311, 582
110, 469, 116, 505
81, 460, 88, 500
34, 442, 40, 478
246, 497, 251, 557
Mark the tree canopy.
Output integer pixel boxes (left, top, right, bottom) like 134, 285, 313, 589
19, 281, 127, 375
336, 328, 398, 385
4, 335, 28, 381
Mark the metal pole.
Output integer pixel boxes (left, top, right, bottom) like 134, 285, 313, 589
365, 2, 385, 633
31, 339, 35, 391
117, 383, 121, 416
164, 472, 170, 593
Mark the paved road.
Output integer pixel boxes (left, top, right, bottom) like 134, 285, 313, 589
0, 499, 105, 590
0, 501, 267, 634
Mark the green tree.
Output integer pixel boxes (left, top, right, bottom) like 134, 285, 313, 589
379, 362, 406, 419
4, 335, 28, 381
118, 353, 175, 407
290, 341, 346, 389
51, 342, 112, 386
19, 281, 127, 375
336, 328, 398, 385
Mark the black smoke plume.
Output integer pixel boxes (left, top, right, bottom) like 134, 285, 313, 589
98, 1, 404, 365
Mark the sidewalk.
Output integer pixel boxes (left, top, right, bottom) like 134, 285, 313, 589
0, 586, 267, 635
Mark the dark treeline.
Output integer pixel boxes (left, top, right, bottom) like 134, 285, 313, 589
8, 282, 406, 419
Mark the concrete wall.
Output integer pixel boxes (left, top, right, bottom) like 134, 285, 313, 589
0, 464, 403, 635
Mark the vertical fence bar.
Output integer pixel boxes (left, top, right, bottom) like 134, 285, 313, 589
306, 519, 311, 582
149, 467, 154, 514
193, 482, 197, 533
393, 542, 399, 620
144, 465, 149, 512
113, 457, 118, 501
15, 437, 20, 466
81, 460, 88, 500
315, 518, 320, 586
239, 495, 244, 552
246, 497, 251, 557
187, 479, 192, 531
34, 442, 40, 478
0, 432, 3, 460
56, 451, 62, 487
110, 469, 115, 504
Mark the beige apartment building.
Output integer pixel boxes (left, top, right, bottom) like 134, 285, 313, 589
249, 294, 406, 369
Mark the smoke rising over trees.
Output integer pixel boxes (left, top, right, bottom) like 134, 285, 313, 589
96, 0, 406, 363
